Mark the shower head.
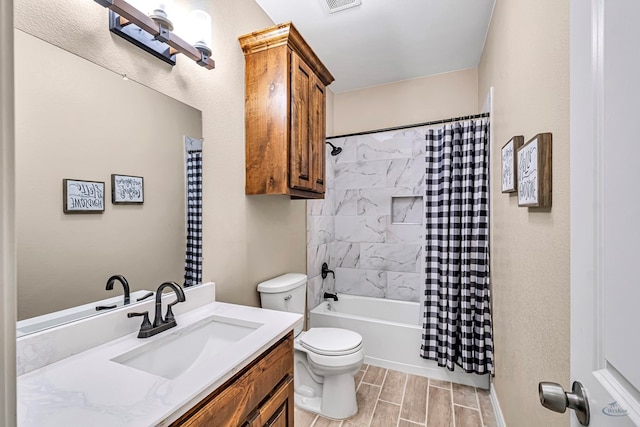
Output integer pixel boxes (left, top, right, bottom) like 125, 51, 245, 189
326, 141, 342, 156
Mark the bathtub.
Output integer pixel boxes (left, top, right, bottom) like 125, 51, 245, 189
310, 294, 489, 389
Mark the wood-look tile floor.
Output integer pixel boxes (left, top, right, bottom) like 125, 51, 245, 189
294, 364, 497, 427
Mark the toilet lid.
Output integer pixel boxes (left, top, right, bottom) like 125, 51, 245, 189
300, 328, 363, 356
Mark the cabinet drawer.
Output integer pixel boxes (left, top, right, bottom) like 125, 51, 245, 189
244, 377, 293, 427
172, 333, 293, 427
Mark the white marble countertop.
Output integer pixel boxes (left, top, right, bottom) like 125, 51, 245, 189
17, 301, 302, 426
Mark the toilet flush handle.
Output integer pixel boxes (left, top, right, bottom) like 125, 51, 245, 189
284, 294, 292, 301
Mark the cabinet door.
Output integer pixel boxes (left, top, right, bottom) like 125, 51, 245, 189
245, 377, 294, 427
289, 52, 313, 192
309, 74, 326, 194
171, 335, 293, 427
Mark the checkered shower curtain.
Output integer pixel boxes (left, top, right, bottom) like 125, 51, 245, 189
184, 149, 203, 287
421, 119, 493, 375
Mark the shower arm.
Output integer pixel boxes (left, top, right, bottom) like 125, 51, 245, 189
325, 141, 342, 156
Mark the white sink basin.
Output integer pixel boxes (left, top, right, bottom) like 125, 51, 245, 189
111, 315, 263, 380
16, 290, 155, 337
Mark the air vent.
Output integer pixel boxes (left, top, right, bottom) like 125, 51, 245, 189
322, 0, 362, 14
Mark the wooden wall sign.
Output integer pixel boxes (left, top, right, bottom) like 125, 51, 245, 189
501, 136, 524, 193
111, 174, 144, 204
517, 133, 552, 207
63, 179, 105, 213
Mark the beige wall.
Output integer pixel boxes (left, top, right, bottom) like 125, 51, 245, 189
333, 68, 478, 135
14, 31, 202, 319
14, 0, 306, 310
326, 89, 335, 136
478, 1, 570, 426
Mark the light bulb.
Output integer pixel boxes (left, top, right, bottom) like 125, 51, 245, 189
151, 0, 173, 13
149, 0, 175, 30
187, 10, 212, 56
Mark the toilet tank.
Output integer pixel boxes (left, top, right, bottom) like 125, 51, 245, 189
257, 273, 307, 336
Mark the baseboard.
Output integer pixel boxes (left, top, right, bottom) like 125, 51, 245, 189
490, 383, 507, 427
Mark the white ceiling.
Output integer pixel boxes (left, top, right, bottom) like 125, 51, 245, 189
253, 0, 495, 93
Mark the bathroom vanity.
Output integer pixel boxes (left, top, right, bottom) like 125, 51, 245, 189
16, 283, 301, 426
171, 333, 293, 426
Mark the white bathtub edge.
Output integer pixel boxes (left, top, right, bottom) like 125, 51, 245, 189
490, 382, 507, 427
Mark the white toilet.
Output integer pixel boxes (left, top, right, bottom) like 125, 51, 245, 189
257, 273, 364, 420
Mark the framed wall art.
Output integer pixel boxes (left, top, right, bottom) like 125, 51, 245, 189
501, 135, 524, 193
517, 133, 552, 207
63, 179, 105, 213
111, 174, 144, 204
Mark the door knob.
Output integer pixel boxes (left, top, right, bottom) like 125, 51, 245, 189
539, 381, 590, 426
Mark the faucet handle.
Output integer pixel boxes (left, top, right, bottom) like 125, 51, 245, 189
127, 311, 152, 332
136, 291, 154, 302
164, 299, 181, 323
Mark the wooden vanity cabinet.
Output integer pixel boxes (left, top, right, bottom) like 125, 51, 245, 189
171, 332, 294, 427
239, 22, 334, 199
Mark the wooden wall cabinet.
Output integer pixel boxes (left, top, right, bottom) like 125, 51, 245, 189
239, 22, 334, 199
171, 333, 294, 427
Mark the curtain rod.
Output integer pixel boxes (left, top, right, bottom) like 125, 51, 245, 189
326, 112, 490, 140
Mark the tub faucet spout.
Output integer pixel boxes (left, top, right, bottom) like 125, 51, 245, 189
323, 292, 339, 301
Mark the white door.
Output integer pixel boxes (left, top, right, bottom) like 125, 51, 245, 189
564, 0, 640, 425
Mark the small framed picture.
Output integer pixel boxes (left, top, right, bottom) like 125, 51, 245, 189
517, 133, 552, 207
111, 174, 144, 204
501, 136, 524, 193
63, 179, 105, 213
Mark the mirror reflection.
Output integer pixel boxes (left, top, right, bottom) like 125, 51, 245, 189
14, 30, 203, 328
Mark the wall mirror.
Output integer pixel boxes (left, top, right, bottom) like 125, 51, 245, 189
14, 30, 203, 332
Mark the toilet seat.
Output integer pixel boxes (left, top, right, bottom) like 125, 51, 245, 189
299, 327, 363, 356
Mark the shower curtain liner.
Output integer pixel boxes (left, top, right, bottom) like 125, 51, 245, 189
184, 149, 203, 287
421, 119, 494, 375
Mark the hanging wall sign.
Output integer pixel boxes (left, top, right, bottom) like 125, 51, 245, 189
517, 133, 552, 207
501, 136, 524, 193
63, 179, 105, 213
111, 174, 144, 204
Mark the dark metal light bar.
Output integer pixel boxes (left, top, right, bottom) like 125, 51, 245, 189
94, 0, 215, 70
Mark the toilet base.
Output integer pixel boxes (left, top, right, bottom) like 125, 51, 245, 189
294, 372, 358, 420
294, 393, 322, 416
294, 391, 358, 420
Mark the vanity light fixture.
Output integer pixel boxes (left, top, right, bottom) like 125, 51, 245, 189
94, 0, 215, 69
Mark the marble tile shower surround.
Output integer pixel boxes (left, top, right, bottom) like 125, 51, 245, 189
307, 126, 437, 306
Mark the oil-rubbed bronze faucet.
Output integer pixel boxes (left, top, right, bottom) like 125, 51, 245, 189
127, 281, 186, 338
321, 264, 338, 301
105, 274, 130, 305
321, 263, 335, 279
323, 292, 339, 301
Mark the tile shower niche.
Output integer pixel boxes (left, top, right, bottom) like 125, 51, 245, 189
391, 196, 423, 224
